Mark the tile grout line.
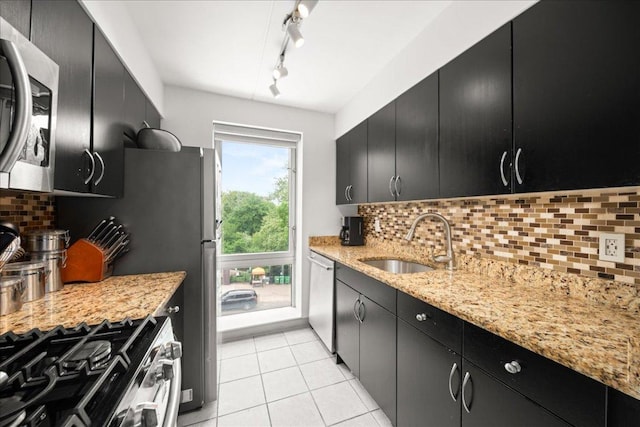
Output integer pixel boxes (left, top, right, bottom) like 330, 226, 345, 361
254, 334, 274, 427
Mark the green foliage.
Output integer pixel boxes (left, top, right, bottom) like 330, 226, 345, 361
221, 175, 290, 254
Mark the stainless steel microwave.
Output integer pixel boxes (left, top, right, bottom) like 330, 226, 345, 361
0, 17, 58, 192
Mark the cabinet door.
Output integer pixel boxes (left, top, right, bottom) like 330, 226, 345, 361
123, 71, 146, 146
349, 121, 368, 203
159, 283, 184, 342
367, 102, 396, 203
513, 1, 640, 192
395, 72, 439, 201
397, 320, 460, 427
608, 388, 640, 427
359, 295, 396, 425
0, 0, 30, 38
31, 0, 93, 193
93, 28, 124, 197
335, 280, 360, 376
461, 361, 569, 427
336, 133, 351, 205
439, 23, 512, 198
145, 98, 161, 129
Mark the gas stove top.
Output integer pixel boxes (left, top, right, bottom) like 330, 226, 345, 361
0, 316, 181, 427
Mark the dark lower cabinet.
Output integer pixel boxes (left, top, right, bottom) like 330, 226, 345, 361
439, 23, 512, 198
0, 0, 30, 38
513, 0, 640, 192
335, 280, 360, 377
397, 319, 460, 427
93, 27, 124, 197
608, 388, 640, 427
359, 295, 396, 425
159, 282, 184, 342
31, 0, 93, 194
461, 361, 569, 427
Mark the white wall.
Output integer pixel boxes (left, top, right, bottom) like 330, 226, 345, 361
335, 0, 537, 138
79, 0, 164, 115
162, 85, 338, 317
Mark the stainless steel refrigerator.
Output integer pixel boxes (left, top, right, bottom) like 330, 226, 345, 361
57, 146, 217, 413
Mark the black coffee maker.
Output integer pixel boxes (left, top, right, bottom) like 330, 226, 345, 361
340, 216, 364, 246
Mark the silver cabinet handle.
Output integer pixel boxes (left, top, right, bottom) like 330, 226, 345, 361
415, 313, 428, 322
344, 186, 349, 202
83, 148, 96, 184
388, 175, 396, 198
353, 299, 360, 322
394, 175, 401, 197
448, 363, 459, 402
0, 39, 32, 172
358, 300, 365, 323
462, 371, 472, 413
93, 151, 105, 185
504, 360, 521, 374
307, 255, 333, 270
167, 305, 180, 314
499, 151, 509, 187
348, 185, 353, 201
515, 147, 523, 185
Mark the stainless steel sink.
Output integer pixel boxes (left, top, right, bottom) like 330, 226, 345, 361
360, 258, 434, 274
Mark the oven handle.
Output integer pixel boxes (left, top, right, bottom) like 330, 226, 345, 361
0, 38, 32, 172
164, 357, 182, 427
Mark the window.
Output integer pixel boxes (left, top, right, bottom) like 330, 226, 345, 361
213, 122, 298, 318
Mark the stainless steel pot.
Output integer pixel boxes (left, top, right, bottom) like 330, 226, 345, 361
0, 276, 24, 315
1, 261, 47, 302
29, 250, 66, 293
24, 229, 70, 252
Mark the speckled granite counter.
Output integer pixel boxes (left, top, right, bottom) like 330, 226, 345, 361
310, 243, 640, 400
0, 271, 186, 335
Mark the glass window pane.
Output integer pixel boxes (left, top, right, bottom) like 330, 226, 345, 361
220, 141, 290, 255
218, 264, 293, 316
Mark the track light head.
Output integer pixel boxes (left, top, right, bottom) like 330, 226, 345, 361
297, 0, 318, 18
287, 22, 304, 48
269, 80, 280, 98
273, 63, 289, 80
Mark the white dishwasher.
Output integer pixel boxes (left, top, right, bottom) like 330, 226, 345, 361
308, 251, 335, 353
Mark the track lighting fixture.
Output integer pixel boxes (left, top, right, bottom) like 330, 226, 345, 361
269, 79, 280, 98
297, 0, 318, 18
268, 0, 319, 98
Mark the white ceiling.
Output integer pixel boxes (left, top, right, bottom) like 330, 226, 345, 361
120, 1, 451, 114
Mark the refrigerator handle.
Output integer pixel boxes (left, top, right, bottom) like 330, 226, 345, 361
202, 240, 217, 402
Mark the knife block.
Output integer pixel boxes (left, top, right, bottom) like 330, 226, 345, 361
61, 239, 113, 283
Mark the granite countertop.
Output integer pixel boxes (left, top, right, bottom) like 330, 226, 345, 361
0, 271, 186, 335
310, 243, 640, 400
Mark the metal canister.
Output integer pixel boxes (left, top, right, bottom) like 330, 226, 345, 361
0, 276, 24, 315
29, 249, 66, 293
24, 229, 70, 252
1, 261, 47, 302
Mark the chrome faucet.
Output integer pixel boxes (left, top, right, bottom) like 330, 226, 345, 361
404, 212, 456, 270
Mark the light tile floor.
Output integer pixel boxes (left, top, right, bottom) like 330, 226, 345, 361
178, 327, 392, 427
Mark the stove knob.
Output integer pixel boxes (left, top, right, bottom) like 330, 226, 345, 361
163, 341, 182, 360
155, 359, 174, 382
134, 402, 159, 427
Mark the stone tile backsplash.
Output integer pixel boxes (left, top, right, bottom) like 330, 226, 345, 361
0, 193, 56, 233
359, 188, 640, 285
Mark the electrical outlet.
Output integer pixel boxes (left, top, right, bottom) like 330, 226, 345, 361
374, 218, 382, 233
598, 232, 625, 263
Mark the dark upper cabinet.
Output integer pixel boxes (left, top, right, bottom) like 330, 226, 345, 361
395, 72, 439, 201
367, 102, 396, 203
0, 0, 31, 38
461, 361, 570, 427
123, 71, 146, 146
145, 98, 161, 129
31, 0, 93, 194
336, 121, 367, 204
93, 28, 124, 197
439, 23, 512, 198
512, 0, 640, 192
